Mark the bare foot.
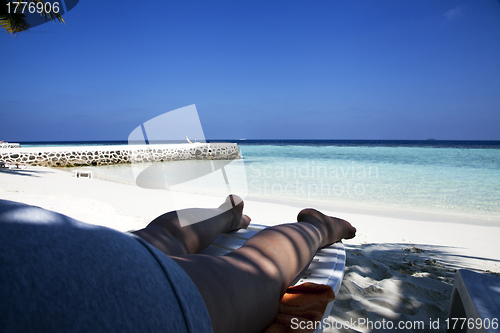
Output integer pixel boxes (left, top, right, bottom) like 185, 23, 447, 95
297, 208, 356, 246
219, 195, 251, 232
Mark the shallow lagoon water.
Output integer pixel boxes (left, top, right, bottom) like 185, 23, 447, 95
239, 144, 500, 220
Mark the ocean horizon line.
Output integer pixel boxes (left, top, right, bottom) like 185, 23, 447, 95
13, 139, 500, 149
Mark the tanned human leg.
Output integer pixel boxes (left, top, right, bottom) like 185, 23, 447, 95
131, 195, 250, 256
171, 207, 356, 333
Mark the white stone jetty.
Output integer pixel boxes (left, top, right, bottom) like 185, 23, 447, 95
0, 143, 241, 167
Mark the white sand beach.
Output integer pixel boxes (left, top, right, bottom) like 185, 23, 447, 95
1, 166, 499, 332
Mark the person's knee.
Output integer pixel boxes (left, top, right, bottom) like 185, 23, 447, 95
132, 226, 189, 256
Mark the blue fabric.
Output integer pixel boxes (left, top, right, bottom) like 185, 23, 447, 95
0, 199, 212, 333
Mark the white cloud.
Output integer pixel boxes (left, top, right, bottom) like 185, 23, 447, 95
444, 5, 464, 19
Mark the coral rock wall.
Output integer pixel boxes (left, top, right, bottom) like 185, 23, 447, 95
0, 142, 21, 148
0, 143, 240, 167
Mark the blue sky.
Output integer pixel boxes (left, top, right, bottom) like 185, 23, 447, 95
1, 0, 499, 141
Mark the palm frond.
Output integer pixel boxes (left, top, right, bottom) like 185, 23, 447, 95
0, 11, 30, 35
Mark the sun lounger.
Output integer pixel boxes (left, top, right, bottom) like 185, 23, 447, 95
447, 269, 500, 333
73, 170, 92, 179
201, 223, 346, 333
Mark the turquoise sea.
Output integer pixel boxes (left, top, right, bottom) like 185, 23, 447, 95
238, 141, 500, 223
22, 140, 500, 223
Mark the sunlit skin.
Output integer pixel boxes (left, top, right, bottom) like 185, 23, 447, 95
133, 195, 356, 333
